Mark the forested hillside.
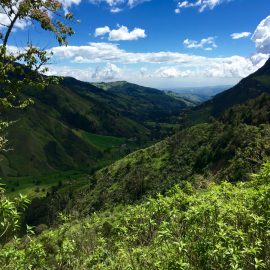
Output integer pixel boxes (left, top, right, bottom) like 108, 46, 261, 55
60, 118, 270, 216
1, 0, 270, 269
22, 59, 270, 227
0, 78, 187, 177
2, 48, 270, 270
2, 162, 270, 269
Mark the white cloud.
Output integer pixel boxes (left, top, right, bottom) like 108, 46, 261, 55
176, 0, 231, 13
154, 67, 191, 78
46, 15, 270, 85
250, 53, 269, 67
95, 26, 111, 37
46, 63, 122, 81
94, 25, 146, 41
89, 0, 125, 6
252, 15, 270, 54
110, 7, 122, 12
92, 63, 122, 80
59, 0, 81, 12
49, 42, 268, 80
50, 42, 206, 64
140, 67, 149, 77
231, 32, 251, 40
0, 10, 30, 31
109, 25, 146, 41
89, 0, 150, 12
183, 37, 217, 50
46, 66, 95, 81
127, 0, 151, 7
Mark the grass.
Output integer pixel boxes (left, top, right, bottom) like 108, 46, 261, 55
255, 75, 270, 87
0, 130, 156, 199
1, 131, 152, 200
0, 170, 88, 199
74, 130, 126, 151
0, 131, 148, 200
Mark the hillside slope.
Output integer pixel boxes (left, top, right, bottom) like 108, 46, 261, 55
71, 119, 270, 214
0, 78, 187, 177
25, 59, 270, 220
93, 81, 187, 122
188, 58, 270, 122
32, 59, 270, 217
5, 162, 270, 270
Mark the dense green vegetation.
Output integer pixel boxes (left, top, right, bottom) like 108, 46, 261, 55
61, 121, 270, 215
0, 79, 187, 177
76, 131, 126, 151
0, 171, 88, 199
92, 81, 187, 122
1, 162, 269, 269
164, 91, 207, 106
26, 93, 270, 225
1, 48, 270, 269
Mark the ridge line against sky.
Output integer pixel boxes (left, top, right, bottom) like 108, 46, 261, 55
2, 0, 270, 88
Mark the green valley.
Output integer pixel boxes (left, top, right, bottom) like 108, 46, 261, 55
1, 1, 270, 269
0, 78, 188, 178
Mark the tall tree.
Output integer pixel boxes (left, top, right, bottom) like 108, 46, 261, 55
0, 0, 75, 151
0, 0, 75, 110
0, 0, 75, 241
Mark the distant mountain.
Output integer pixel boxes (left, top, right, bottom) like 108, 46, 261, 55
93, 81, 187, 122
64, 94, 270, 215
188, 59, 270, 121
95, 82, 229, 107
0, 78, 188, 177
52, 59, 270, 214
165, 85, 231, 98
164, 91, 208, 106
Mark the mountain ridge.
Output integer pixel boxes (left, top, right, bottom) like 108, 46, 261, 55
0, 77, 188, 177
189, 58, 270, 121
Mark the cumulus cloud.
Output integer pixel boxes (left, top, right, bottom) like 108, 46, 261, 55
47, 15, 270, 83
94, 25, 146, 41
92, 63, 122, 80
95, 26, 111, 37
252, 15, 270, 54
231, 32, 251, 40
110, 7, 122, 12
50, 42, 205, 64
127, 0, 151, 8
176, 0, 231, 13
46, 63, 122, 81
109, 25, 146, 41
49, 42, 268, 80
154, 67, 191, 78
183, 37, 217, 50
59, 0, 81, 13
46, 66, 95, 81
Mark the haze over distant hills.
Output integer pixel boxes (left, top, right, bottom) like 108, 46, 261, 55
164, 85, 232, 97
188, 58, 270, 122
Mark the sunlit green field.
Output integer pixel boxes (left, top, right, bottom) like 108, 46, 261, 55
0, 170, 88, 199
75, 130, 126, 150
0, 132, 142, 199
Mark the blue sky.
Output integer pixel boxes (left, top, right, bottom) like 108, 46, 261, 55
3, 0, 270, 88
